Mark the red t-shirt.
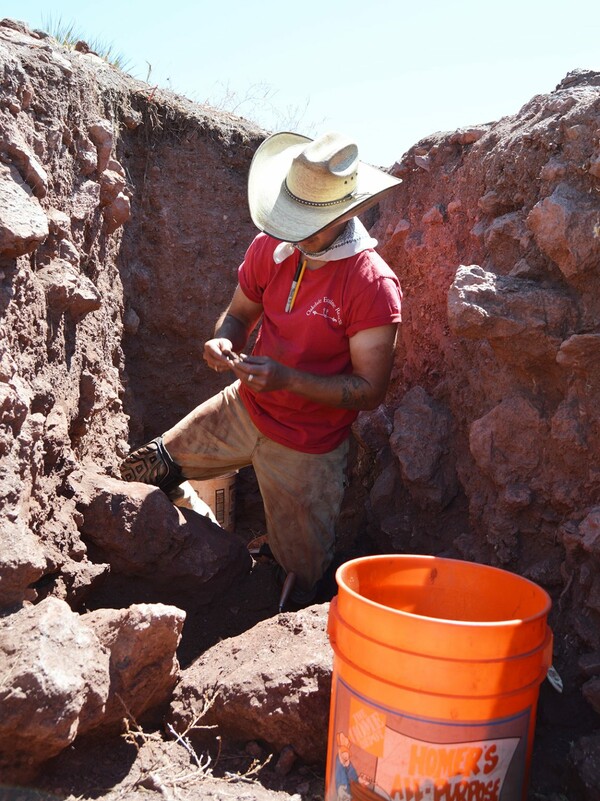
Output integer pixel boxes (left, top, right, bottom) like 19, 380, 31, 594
238, 233, 402, 453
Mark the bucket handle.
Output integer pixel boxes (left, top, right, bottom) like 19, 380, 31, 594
542, 629, 554, 675
328, 596, 339, 645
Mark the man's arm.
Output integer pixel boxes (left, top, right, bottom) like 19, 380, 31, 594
203, 285, 263, 372
231, 324, 398, 411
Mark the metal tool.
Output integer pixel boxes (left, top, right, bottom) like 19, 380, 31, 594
278, 571, 296, 613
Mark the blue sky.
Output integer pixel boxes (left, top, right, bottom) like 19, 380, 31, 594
4, 0, 600, 166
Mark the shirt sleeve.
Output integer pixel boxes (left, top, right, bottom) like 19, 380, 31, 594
344, 255, 402, 338
238, 233, 274, 304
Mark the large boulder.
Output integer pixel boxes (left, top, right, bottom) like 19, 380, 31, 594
70, 470, 252, 602
169, 605, 332, 764
0, 597, 183, 782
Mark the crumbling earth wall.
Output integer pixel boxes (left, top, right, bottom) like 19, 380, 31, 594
365, 68, 600, 724
0, 17, 259, 780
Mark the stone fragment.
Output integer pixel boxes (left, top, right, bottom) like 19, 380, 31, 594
352, 406, 393, 452
0, 125, 48, 197
579, 651, 600, 678
483, 211, 532, 271
448, 265, 576, 361
88, 119, 114, 173
45, 207, 71, 238
556, 333, 600, 372
369, 463, 400, 521
390, 386, 458, 509
104, 192, 131, 233
0, 518, 47, 609
0, 162, 48, 256
123, 108, 143, 129
469, 396, 546, 488
527, 183, 600, 279
83, 602, 184, 726
478, 190, 502, 214
576, 509, 600, 556
75, 134, 98, 175
393, 218, 410, 235
422, 205, 444, 225
0, 598, 184, 783
539, 157, 567, 181
71, 180, 100, 220
449, 127, 487, 145
36, 259, 102, 318
99, 168, 126, 206
275, 745, 297, 775
169, 605, 331, 762
123, 306, 140, 335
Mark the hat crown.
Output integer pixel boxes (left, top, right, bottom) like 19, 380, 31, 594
286, 132, 359, 205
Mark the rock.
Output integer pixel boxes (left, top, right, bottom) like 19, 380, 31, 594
390, 386, 458, 509
0, 597, 184, 782
0, 124, 49, 197
352, 406, 393, 452
422, 205, 444, 225
556, 333, 600, 372
469, 396, 546, 488
483, 211, 532, 271
0, 597, 110, 781
579, 651, 600, 678
88, 119, 114, 174
448, 264, 576, 363
0, 161, 48, 256
103, 191, 131, 233
369, 463, 401, 522
69, 470, 252, 600
83, 602, 184, 728
99, 168, 126, 206
569, 508, 600, 556
169, 605, 332, 763
275, 745, 297, 775
36, 259, 102, 318
448, 127, 487, 145
527, 183, 600, 280
0, 518, 47, 609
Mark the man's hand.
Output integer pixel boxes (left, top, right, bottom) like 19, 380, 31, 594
229, 354, 290, 391
204, 338, 245, 373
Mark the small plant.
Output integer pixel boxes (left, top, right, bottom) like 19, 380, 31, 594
204, 79, 323, 136
41, 14, 132, 72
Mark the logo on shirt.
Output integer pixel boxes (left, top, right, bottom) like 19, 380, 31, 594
306, 296, 342, 325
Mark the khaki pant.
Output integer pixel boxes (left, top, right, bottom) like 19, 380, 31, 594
163, 382, 349, 598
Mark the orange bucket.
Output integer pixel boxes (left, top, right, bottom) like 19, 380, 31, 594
325, 555, 552, 801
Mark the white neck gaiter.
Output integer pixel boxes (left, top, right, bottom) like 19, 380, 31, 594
272, 218, 378, 264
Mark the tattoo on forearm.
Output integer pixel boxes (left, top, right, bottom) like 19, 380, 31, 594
340, 376, 368, 409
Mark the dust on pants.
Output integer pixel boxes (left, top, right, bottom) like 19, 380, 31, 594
163, 381, 349, 595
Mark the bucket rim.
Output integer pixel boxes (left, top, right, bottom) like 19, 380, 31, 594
335, 554, 552, 628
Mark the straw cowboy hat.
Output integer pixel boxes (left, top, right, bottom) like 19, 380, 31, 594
248, 131, 402, 243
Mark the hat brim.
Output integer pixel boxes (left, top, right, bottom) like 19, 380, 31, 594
247, 132, 401, 243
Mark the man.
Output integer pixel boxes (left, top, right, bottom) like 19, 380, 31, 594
120, 131, 402, 604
